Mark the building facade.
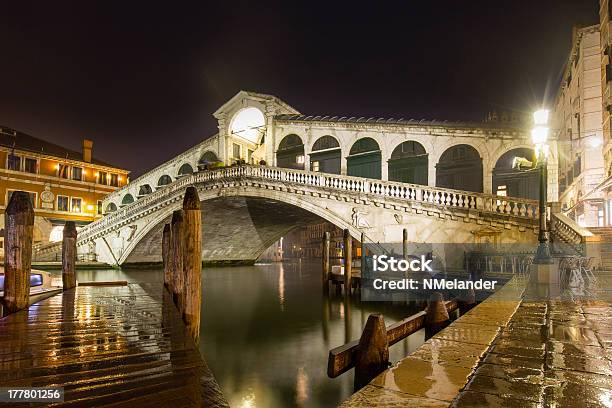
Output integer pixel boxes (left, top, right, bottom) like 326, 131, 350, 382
599, 0, 612, 226
554, 25, 606, 227
0, 126, 129, 254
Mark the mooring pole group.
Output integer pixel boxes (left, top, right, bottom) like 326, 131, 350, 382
162, 186, 202, 343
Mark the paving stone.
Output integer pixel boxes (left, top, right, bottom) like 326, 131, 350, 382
473, 363, 544, 384
543, 381, 612, 408
464, 374, 544, 403
545, 369, 612, 391
370, 356, 473, 402
452, 390, 540, 408
410, 338, 485, 369
339, 385, 449, 408
481, 353, 544, 371
432, 323, 500, 346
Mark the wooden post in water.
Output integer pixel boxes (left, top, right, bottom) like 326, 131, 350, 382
322, 231, 330, 293
354, 313, 389, 391
360, 232, 366, 278
3, 191, 34, 314
343, 229, 352, 295
62, 221, 77, 290
162, 223, 172, 292
425, 292, 450, 338
402, 228, 408, 260
171, 210, 185, 313
182, 187, 202, 344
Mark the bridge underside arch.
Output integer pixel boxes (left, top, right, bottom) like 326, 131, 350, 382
122, 196, 328, 265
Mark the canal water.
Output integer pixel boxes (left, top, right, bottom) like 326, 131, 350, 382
76, 261, 425, 408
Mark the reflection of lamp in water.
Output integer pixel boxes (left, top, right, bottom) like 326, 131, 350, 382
278, 264, 285, 311
295, 367, 309, 406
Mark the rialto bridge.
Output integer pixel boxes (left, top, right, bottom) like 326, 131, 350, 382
32, 91, 583, 266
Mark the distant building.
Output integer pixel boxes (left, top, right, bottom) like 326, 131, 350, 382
0, 126, 130, 252
553, 25, 606, 227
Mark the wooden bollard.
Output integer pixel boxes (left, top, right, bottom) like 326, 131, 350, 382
322, 231, 330, 293
402, 228, 408, 260
458, 287, 476, 315
170, 210, 185, 313
360, 232, 366, 276
425, 292, 450, 338
62, 221, 77, 290
343, 229, 352, 295
182, 187, 202, 344
162, 223, 172, 291
3, 191, 34, 314
354, 313, 389, 391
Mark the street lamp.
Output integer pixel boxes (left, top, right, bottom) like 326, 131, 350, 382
532, 109, 553, 264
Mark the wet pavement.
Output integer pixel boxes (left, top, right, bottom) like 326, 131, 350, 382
340, 275, 612, 407
0, 283, 228, 407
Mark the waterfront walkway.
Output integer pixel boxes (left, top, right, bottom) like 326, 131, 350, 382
341, 276, 612, 407
0, 283, 228, 407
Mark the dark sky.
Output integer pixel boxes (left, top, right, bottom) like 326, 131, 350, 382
0, 1, 599, 177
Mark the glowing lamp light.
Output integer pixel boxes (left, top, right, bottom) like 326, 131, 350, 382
118, 176, 123, 181
54, 164, 60, 170
589, 136, 603, 148
531, 126, 549, 145
86, 204, 94, 211
533, 109, 549, 126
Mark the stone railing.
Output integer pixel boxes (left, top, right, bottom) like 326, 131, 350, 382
34, 165, 541, 259
550, 213, 594, 255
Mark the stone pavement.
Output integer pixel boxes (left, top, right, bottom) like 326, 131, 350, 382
340, 276, 612, 407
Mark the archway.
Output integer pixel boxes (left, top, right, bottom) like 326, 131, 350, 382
178, 163, 194, 176
198, 151, 220, 170
138, 184, 153, 196
347, 138, 381, 179
106, 202, 118, 213
310, 136, 341, 174
388, 141, 428, 185
436, 144, 483, 192
276, 134, 305, 170
493, 148, 538, 199
121, 194, 135, 206
158, 174, 172, 187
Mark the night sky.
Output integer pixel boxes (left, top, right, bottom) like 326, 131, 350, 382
0, 1, 599, 177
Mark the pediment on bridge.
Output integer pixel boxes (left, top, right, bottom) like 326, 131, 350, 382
471, 226, 503, 245
213, 90, 300, 120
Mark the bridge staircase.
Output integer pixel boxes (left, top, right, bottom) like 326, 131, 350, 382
587, 227, 612, 271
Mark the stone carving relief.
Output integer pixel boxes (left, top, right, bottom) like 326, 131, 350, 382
351, 208, 371, 228
394, 214, 403, 224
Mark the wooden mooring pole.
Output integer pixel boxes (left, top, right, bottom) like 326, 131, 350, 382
425, 292, 450, 338
62, 221, 77, 290
322, 231, 330, 293
182, 187, 202, 344
402, 228, 408, 260
360, 232, 366, 276
2, 191, 34, 314
162, 223, 172, 292
354, 313, 389, 391
343, 229, 352, 295
170, 210, 185, 313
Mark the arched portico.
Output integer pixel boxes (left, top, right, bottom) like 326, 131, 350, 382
276, 134, 305, 170
388, 141, 428, 185
310, 135, 341, 174
436, 144, 484, 192
347, 138, 382, 179
492, 147, 538, 199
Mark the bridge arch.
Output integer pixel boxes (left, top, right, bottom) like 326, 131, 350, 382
388, 141, 428, 185
276, 134, 305, 170
178, 163, 194, 177
309, 135, 341, 173
105, 202, 117, 213
435, 144, 483, 192
492, 147, 538, 199
198, 151, 219, 170
347, 137, 382, 179
157, 174, 172, 188
138, 184, 153, 196
121, 194, 135, 206
117, 187, 364, 266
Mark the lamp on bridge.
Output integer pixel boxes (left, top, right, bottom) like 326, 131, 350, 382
532, 109, 553, 264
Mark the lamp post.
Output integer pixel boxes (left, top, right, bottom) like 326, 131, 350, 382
532, 109, 553, 264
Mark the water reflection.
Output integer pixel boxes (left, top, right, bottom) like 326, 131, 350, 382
76, 261, 424, 407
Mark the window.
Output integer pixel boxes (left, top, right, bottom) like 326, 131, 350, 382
97, 200, 103, 215
24, 158, 37, 174
72, 167, 83, 181
57, 195, 69, 211
71, 198, 82, 213
110, 174, 119, 187
312, 161, 320, 172
233, 143, 241, 159
58, 165, 69, 179
97, 171, 107, 184
7, 154, 20, 171
248, 149, 254, 164
7, 190, 36, 208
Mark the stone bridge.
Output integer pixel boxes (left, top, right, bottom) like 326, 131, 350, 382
34, 165, 542, 266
